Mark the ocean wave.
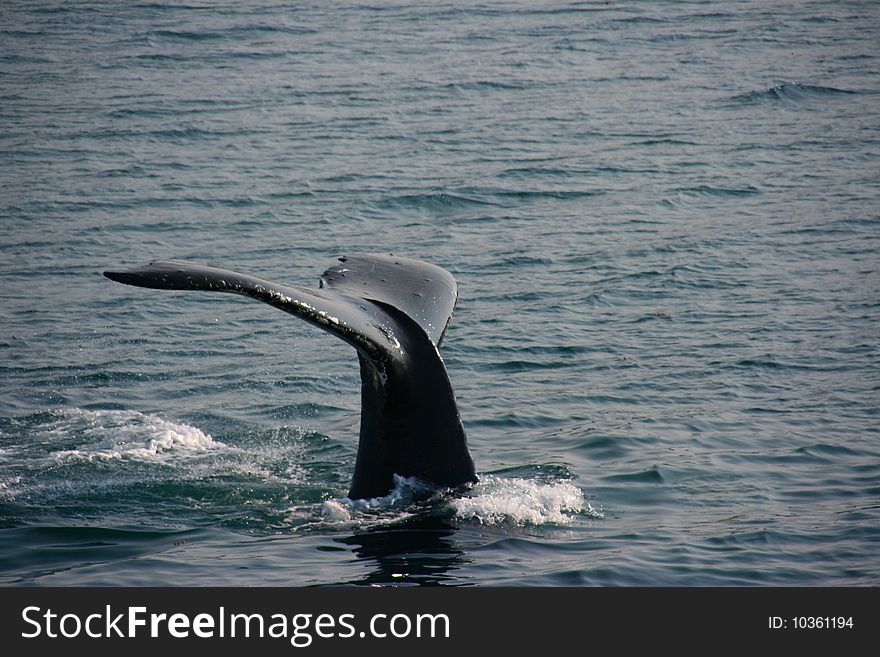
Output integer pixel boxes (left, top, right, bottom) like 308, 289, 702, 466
729, 82, 858, 105
661, 184, 761, 207
374, 191, 501, 213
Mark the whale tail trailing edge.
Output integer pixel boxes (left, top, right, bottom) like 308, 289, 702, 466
104, 253, 477, 499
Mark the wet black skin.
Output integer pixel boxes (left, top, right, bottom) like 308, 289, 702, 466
104, 253, 477, 499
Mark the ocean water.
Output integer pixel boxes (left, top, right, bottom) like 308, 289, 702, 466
1, 0, 878, 586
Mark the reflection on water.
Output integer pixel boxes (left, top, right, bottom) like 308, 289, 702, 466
332, 515, 469, 587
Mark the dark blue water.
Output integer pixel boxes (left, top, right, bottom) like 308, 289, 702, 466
1, 1, 878, 586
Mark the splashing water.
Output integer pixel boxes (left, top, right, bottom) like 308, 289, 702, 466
289, 475, 435, 528
4, 409, 599, 532
0, 408, 309, 523
450, 475, 601, 526
292, 474, 600, 530
329, 475, 435, 513
47, 409, 224, 462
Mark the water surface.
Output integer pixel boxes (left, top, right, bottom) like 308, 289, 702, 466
1, 0, 878, 585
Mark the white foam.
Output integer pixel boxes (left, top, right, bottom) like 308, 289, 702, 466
0, 475, 22, 500
320, 475, 431, 521
49, 409, 224, 462
320, 499, 354, 522
337, 475, 434, 511
288, 474, 600, 530
284, 475, 432, 530
451, 475, 600, 525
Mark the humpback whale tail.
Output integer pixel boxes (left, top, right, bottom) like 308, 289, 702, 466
104, 254, 477, 500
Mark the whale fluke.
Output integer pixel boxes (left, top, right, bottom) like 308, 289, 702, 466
104, 254, 477, 499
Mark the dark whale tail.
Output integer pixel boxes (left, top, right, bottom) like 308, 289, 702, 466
103, 253, 477, 499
